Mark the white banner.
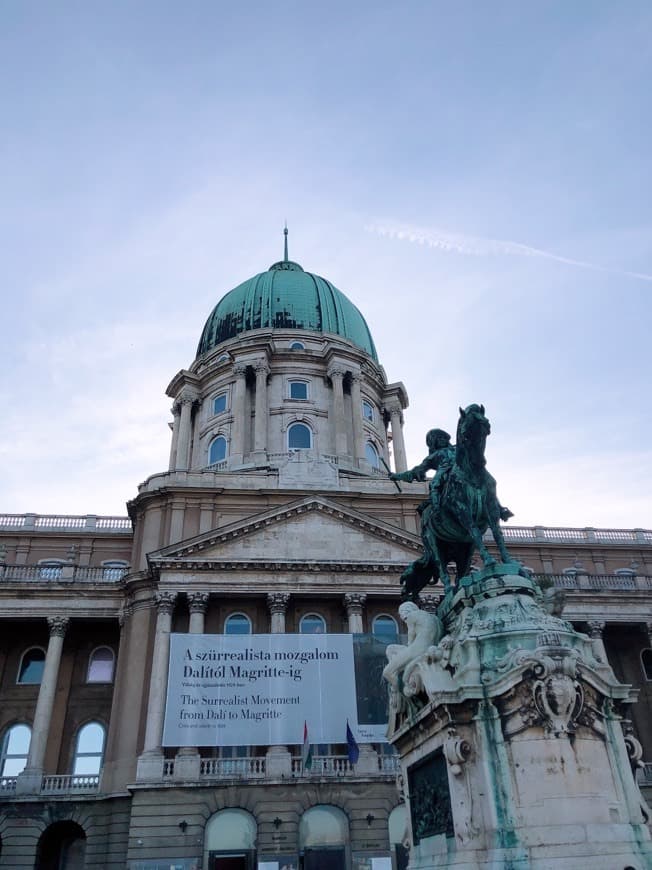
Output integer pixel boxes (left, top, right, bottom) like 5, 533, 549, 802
162, 633, 361, 747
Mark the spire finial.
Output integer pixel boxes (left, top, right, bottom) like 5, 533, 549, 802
283, 222, 289, 262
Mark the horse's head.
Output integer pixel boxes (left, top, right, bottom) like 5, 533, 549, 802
457, 404, 491, 447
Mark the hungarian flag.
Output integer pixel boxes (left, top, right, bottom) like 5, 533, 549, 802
302, 720, 313, 770
346, 720, 360, 764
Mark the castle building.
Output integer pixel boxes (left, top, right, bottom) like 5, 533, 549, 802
1, 238, 651, 870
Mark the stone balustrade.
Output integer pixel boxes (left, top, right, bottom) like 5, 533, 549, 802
0, 565, 127, 583
0, 514, 132, 533
41, 774, 99, 794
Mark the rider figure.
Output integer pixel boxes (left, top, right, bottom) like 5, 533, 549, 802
390, 428, 455, 520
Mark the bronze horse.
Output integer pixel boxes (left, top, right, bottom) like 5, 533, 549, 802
401, 404, 514, 599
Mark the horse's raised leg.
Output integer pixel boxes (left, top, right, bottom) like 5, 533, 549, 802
491, 520, 512, 564
468, 523, 496, 569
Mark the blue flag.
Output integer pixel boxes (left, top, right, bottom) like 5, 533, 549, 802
346, 720, 360, 764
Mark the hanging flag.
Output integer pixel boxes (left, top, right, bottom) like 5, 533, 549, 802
302, 720, 313, 770
346, 720, 360, 765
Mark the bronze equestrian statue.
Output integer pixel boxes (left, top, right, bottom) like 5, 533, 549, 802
391, 404, 515, 599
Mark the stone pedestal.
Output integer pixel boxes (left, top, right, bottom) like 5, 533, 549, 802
388, 566, 652, 869
265, 745, 292, 777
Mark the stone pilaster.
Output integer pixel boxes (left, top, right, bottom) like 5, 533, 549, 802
230, 363, 248, 463
329, 367, 348, 456
344, 592, 367, 634
387, 402, 407, 472
188, 591, 209, 634
138, 591, 178, 780
175, 591, 209, 780
168, 403, 181, 470
253, 360, 270, 454
267, 592, 290, 634
16, 616, 69, 794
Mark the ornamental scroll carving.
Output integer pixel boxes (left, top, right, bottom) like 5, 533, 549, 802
47, 616, 70, 637
267, 592, 290, 614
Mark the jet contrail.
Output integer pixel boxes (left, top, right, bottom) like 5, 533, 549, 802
366, 222, 652, 283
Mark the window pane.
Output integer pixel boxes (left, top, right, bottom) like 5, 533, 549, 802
73, 754, 102, 775
88, 648, 114, 683
209, 436, 227, 464
6, 724, 31, 755
290, 341, 304, 350
289, 381, 308, 400
18, 649, 45, 684
362, 401, 374, 421
373, 616, 398, 643
288, 423, 311, 449
365, 442, 380, 468
225, 614, 252, 635
300, 614, 326, 634
76, 722, 105, 755
213, 393, 227, 414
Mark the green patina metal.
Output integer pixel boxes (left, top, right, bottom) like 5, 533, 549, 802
196, 258, 378, 361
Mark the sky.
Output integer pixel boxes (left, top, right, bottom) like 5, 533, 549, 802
1, 1, 650, 529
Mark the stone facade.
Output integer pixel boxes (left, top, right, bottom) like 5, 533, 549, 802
0, 256, 651, 869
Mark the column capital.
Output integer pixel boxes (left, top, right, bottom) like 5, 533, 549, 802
254, 359, 270, 376
47, 616, 69, 638
267, 592, 290, 615
385, 401, 403, 418
178, 388, 198, 406
171, 403, 181, 417
343, 592, 367, 613
328, 366, 346, 381
233, 363, 248, 378
587, 620, 605, 638
188, 591, 209, 614
154, 590, 178, 615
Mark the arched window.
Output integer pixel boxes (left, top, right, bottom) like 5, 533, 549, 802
288, 422, 312, 450
38, 560, 65, 580
289, 380, 309, 400
204, 809, 257, 867
641, 649, 652, 681
101, 560, 128, 581
72, 722, 105, 775
300, 613, 326, 634
212, 393, 227, 415
87, 647, 115, 683
208, 435, 228, 465
17, 647, 46, 684
365, 441, 380, 469
299, 805, 349, 850
362, 400, 374, 422
217, 354, 230, 363
224, 613, 252, 635
0, 723, 31, 776
290, 341, 305, 350
373, 615, 398, 643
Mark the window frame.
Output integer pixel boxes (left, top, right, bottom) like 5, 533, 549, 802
362, 400, 375, 422
224, 613, 253, 635
208, 434, 228, 465
365, 441, 380, 469
372, 614, 399, 641
299, 613, 327, 634
71, 721, 106, 776
289, 341, 305, 350
17, 646, 47, 685
0, 723, 32, 777
288, 421, 312, 450
288, 380, 309, 401
86, 646, 115, 684
212, 392, 228, 415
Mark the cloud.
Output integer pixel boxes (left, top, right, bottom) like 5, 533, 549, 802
366, 221, 652, 283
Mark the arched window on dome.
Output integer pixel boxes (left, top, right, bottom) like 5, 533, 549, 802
224, 613, 252, 635
300, 613, 326, 634
373, 614, 398, 643
212, 392, 227, 415
362, 400, 374, 422
288, 423, 312, 450
17, 647, 46, 684
72, 722, 106, 776
290, 340, 305, 350
365, 441, 380, 469
208, 435, 228, 466
87, 647, 115, 683
1, 723, 31, 776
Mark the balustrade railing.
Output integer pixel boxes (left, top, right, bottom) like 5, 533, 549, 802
291, 755, 354, 777
0, 776, 17, 793
0, 565, 127, 583
378, 754, 400, 773
0, 514, 131, 533
200, 757, 266, 778
41, 774, 99, 794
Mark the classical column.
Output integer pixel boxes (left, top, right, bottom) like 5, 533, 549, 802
140, 592, 177, 763
254, 360, 270, 454
267, 592, 290, 633
388, 402, 407, 472
588, 620, 608, 665
265, 592, 292, 776
17, 616, 69, 793
329, 367, 348, 456
188, 591, 209, 634
350, 374, 365, 463
168, 403, 181, 471
344, 593, 367, 634
175, 391, 196, 471
230, 364, 248, 462
175, 591, 209, 780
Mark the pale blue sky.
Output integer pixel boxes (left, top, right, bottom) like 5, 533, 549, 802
1, 1, 650, 527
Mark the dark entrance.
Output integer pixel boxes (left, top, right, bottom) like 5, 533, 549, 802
209, 850, 256, 870
302, 847, 346, 870
34, 821, 86, 870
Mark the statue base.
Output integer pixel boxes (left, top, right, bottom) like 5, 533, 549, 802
389, 568, 652, 869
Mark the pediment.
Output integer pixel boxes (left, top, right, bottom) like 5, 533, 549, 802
149, 496, 421, 567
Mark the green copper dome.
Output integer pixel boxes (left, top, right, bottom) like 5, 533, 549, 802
196, 259, 378, 361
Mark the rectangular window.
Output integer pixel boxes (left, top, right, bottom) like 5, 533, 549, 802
289, 381, 308, 400
213, 393, 227, 414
